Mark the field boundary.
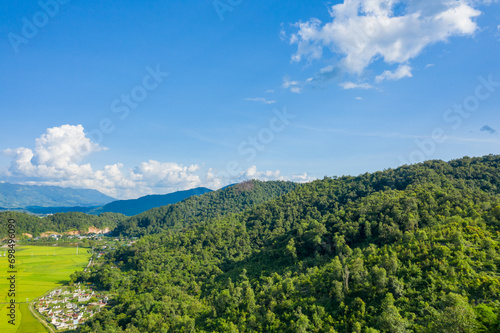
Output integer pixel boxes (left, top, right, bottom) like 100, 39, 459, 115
26, 253, 95, 333
29, 289, 57, 333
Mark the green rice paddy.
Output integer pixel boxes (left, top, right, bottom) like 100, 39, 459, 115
0, 246, 91, 332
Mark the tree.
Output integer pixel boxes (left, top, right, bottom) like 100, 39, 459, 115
286, 238, 298, 263
378, 293, 409, 333
431, 293, 478, 333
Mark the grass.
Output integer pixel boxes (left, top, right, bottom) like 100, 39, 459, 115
0, 246, 91, 332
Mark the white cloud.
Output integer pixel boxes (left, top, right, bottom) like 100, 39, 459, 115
356, 96, 363, 100
288, 172, 316, 183
2, 125, 314, 199
224, 166, 316, 184
375, 64, 413, 82
133, 160, 202, 190
245, 97, 276, 104
283, 77, 303, 93
3, 125, 104, 180
288, 0, 482, 74
340, 81, 374, 90
243, 165, 281, 179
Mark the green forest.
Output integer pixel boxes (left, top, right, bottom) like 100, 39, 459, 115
66, 155, 500, 332
0, 211, 125, 237
115, 180, 299, 237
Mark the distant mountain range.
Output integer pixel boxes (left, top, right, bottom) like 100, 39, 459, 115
0, 182, 115, 208
0, 183, 215, 217
88, 187, 213, 216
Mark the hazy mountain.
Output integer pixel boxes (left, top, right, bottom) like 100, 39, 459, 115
89, 187, 214, 216
21, 206, 99, 215
0, 182, 115, 208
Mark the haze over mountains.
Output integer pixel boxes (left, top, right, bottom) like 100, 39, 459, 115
0, 183, 217, 216
0, 182, 115, 208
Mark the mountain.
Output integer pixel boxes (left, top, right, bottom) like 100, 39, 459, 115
89, 187, 214, 216
23, 206, 99, 215
115, 180, 300, 236
75, 155, 500, 332
0, 182, 115, 208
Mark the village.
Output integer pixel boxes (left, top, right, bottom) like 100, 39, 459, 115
35, 283, 109, 331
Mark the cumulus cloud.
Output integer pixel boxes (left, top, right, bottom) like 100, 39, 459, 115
133, 160, 202, 190
375, 64, 413, 82
219, 165, 316, 185
288, 0, 482, 74
3, 125, 103, 180
243, 165, 281, 179
1, 125, 315, 199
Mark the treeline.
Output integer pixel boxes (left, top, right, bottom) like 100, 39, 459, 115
72, 155, 500, 332
0, 211, 125, 238
115, 180, 299, 237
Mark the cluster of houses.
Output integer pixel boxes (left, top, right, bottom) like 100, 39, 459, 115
35, 283, 109, 330
33, 233, 106, 241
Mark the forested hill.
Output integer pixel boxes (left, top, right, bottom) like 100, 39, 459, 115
74, 155, 500, 332
88, 187, 213, 216
0, 211, 125, 238
115, 180, 300, 237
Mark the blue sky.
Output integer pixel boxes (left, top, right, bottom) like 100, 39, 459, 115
1, 0, 500, 199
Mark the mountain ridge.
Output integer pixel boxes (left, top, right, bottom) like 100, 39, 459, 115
88, 187, 214, 216
0, 182, 115, 208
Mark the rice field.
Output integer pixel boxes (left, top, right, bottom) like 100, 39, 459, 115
0, 246, 91, 332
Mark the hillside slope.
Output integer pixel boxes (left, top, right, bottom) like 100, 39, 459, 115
0, 211, 126, 238
115, 180, 300, 237
74, 155, 500, 332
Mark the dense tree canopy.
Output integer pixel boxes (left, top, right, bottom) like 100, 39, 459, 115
72, 155, 500, 332
0, 211, 125, 237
